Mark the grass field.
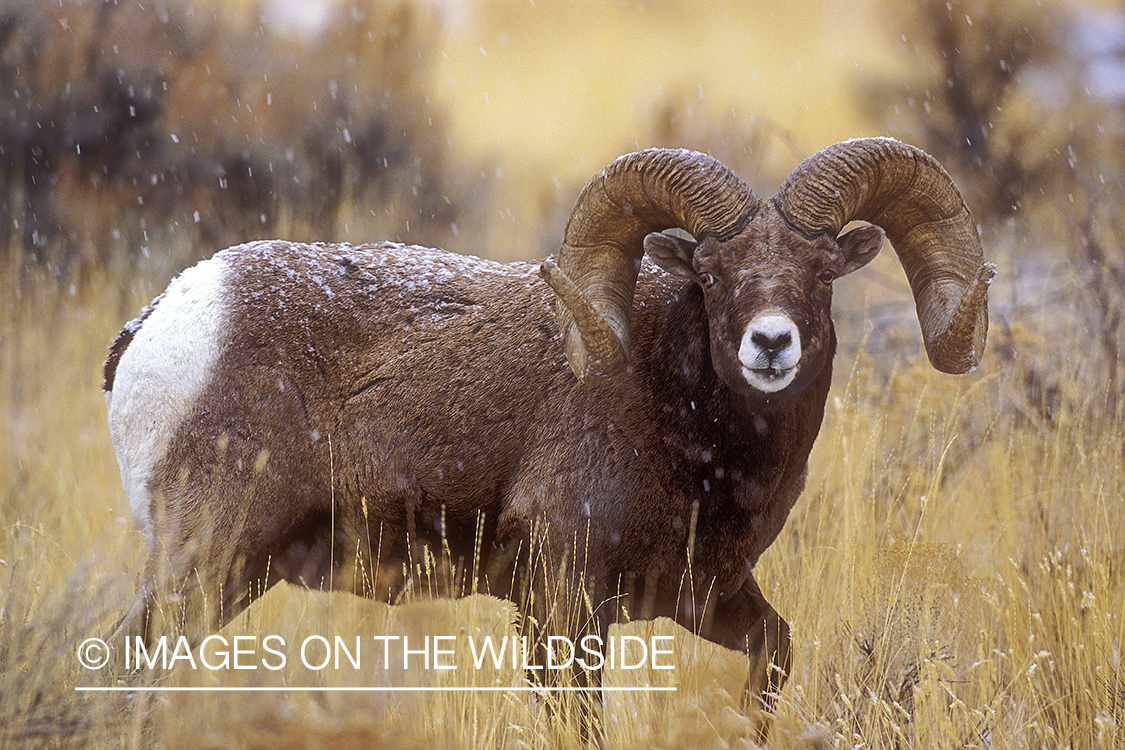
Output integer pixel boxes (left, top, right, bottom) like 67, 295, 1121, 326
2, 0, 1124, 747
2, 248, 1122, 748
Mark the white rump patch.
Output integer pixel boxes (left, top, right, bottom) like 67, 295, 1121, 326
738, 313, 801, 393
105, 256, 228, 539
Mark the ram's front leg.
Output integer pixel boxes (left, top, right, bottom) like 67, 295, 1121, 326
508, 527, 609, 741
702, 573, 791, 743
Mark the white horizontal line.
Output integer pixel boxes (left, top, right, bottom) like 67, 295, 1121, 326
75, 685, 677, 693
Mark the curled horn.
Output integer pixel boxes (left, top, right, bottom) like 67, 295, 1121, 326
541, 148, 759, 383
773, 137, 995, 374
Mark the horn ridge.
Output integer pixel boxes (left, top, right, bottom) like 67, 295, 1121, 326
546, 148, 759, 383
773, 137, 991, 374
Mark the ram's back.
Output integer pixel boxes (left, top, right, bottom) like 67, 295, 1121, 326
105, 241, 567, 547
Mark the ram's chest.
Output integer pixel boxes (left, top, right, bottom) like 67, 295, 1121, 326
656, 405, 814, 565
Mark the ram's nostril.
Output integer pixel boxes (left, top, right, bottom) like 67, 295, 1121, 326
751, 330, 792, 353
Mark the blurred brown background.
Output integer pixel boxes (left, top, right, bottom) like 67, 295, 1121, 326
4, 0, 1122, 273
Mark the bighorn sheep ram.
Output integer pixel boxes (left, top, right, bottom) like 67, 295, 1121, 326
104, 137, 992, 722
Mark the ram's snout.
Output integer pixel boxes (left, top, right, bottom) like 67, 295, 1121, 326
738, 313, 801, 392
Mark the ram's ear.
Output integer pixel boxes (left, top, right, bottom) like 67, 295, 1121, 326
644, 232, 698, 281
836, 224, 884, 278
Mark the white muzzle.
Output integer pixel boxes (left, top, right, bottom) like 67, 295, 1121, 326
738, 313, 801, 392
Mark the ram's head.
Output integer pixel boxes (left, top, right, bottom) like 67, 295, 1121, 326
541, 138, 995, 401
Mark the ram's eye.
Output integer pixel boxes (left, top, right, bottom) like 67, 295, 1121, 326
699, 272, 717, 289
817, 269, 836, 286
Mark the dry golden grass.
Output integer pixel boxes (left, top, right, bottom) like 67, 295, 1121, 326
760, 324, 1125, 749
2, 244, 1122, 749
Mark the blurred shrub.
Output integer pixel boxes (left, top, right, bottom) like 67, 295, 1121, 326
0, 0, 473, 279
819, 544, 989, 747
861, 0, 1071, 222
1073, 185, 1125, 412
862, 0, 1125, 419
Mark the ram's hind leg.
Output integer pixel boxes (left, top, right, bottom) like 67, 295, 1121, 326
107, 475, 282, 665
108, 537, 261, 658
109, 546, 269, 665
